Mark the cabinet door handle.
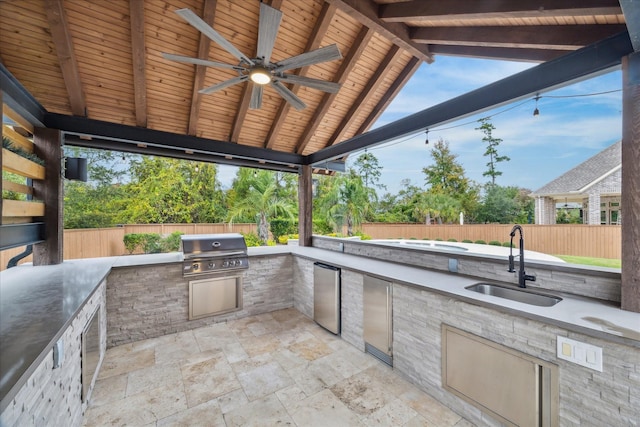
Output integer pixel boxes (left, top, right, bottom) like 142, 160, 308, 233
386, 284, 392, 352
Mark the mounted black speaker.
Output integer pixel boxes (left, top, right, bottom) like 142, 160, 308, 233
65, 157, 87, 182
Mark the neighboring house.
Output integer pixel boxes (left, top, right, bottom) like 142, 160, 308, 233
530, 141, 621, 225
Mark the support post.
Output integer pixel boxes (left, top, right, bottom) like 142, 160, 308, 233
33, 127, 63, 265
621, 52, 640, 312
298, 165, 313, 247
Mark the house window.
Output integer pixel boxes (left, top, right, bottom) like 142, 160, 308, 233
601, 210, 607, 224
611, 210, 619, 224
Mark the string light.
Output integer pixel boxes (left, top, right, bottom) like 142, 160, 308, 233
356, 87, 621, 157
533, 95, 540, 116
425, 129, 429, 145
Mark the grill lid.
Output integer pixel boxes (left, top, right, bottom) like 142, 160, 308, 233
181, 233, 248, 258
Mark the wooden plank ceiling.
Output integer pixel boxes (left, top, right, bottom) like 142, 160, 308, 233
0, 0, 627, 160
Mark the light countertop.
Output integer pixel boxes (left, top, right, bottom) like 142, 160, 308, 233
1, 246, 639, 411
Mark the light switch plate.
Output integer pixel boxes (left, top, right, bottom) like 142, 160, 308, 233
557, 336, 603, 372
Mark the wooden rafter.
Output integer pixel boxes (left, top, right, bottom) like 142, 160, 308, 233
354, 56, 421, 136
412, 25, 628, 51
327, 45, 402, 147
326, 0, 433, 63
129, 0, 147, 128
264, 2, 337, 149
295, 26, 374, 154
44, 0, 86, 117
379, 0, 622, 22
187, 0, 217, 136
230, 0, 283, 143
428, 45, 566, 62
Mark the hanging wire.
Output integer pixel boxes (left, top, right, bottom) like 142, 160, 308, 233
359, 87, 621, 156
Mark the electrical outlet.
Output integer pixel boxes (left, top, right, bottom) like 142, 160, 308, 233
557, 336, 602, 372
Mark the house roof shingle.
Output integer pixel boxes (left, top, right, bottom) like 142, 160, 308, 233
530, 140, 621, 196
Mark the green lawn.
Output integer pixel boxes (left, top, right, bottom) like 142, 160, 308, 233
555, 255, 621, 269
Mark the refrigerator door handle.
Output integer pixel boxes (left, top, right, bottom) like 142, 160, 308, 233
387, 284, 392, 352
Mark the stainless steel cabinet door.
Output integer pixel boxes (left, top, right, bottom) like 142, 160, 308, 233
364, 276, 392, 357
313, 263, 340, 334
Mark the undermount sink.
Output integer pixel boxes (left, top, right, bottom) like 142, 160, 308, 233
466, 283, 562, 307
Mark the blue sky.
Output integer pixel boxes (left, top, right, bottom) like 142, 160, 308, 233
347, 56, 623, 195
219, 55, 623, 195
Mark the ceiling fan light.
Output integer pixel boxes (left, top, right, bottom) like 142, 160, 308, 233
250, 68, 271, 85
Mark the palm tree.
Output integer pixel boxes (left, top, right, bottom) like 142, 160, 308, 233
316, 170, 371, 236
227, 170, 296, 243
414, 192, 460, 224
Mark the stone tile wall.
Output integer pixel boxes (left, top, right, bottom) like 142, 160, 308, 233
0, 280, 107, 427
340, 269, 364, 351
313, 237, 621, 303
292, 257, 314, 318
392, 283, 639, 426
106, 255, 293, 347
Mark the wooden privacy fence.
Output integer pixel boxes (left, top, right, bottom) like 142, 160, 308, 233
359, 223, 621, 260
0, 223, 620, 271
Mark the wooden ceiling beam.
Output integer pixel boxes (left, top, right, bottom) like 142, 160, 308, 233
187, 0, 217, 136
44, 0, 87, 117
380, 0, 622, 22
295, 26, 374, 154
354, 56, 420, 136
230, 0, 283, 143
412, 25, 628, 51
327, 45, 402, 147
265, 2, 337, 149
429, 45, 566, 62
129, 0, 147, 128
326, 0, 433, 63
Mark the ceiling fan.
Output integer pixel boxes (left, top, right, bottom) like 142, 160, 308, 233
162, 3, 343, 111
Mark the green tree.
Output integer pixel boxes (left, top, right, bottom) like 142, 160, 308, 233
475, 185, 526, 224
315, 169, 372, 235
63, 148, 132, 228
414, 191, 461, 224
476, 118, 510, 185
118, 157, 225, 224
226, 169, 296, 243
353, 151, 385, 191
423, 138, 472, 196
422, 138, 478, 222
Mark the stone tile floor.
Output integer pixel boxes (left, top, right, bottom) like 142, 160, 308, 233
83, 308, 474, 426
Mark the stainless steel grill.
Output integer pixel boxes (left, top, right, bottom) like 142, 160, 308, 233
181, 233, 249, 276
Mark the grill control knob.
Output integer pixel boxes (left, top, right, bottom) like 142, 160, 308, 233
193, 263, 199, 270
208, 262, 215, 268
235, 259, 242, 266
223, 261, 229, 267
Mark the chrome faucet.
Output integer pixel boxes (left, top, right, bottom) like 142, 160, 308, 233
508, 225, 536, 288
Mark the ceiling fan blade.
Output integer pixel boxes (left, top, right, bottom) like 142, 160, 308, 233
175, 8, 255, 66
199, 75, 248, 95
162, 53, 245, 71
250, 84, 263, 109
256, 2, 282, 65
273, 44, 342, 73
271, 81, 306, 111
279, 74, 341, 93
